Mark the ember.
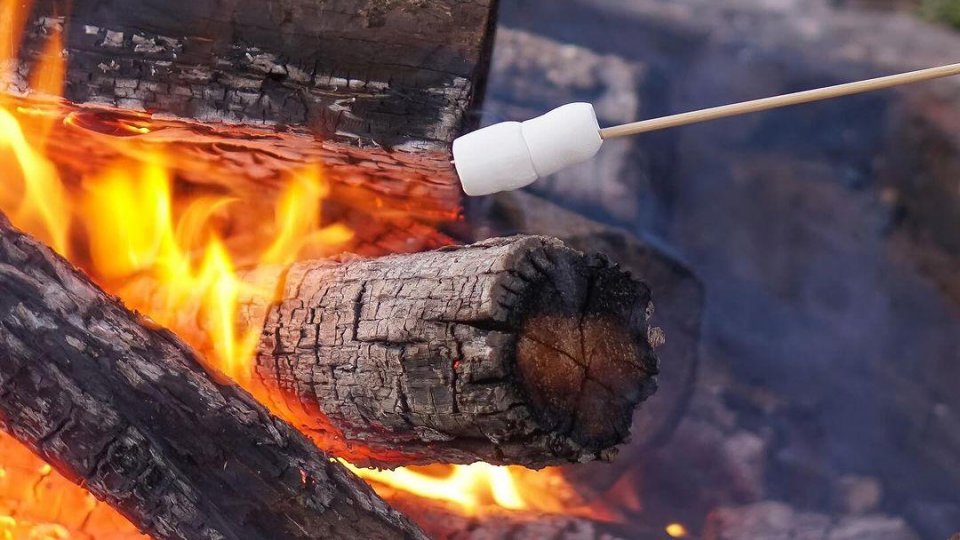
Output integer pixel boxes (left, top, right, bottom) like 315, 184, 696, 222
0, 433, 146, 539
666, 522, 689, 538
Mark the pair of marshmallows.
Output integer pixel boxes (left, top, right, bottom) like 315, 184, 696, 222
452, 103, 602, 196
451, 61, 960, 196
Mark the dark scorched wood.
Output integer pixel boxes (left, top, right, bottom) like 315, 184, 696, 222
19, 0, 499, 147
249, 236, 661, 468
468, 190, 703, 501
0, 213, 425, 540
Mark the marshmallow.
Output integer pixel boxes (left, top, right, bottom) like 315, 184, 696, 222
453, 103, 603, 196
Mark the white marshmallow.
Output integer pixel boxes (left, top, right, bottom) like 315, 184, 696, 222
452, 121, 538, 196
453, 102, 603, 196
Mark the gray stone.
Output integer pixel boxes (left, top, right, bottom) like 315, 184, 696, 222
704, 501, 831, 540
827, 516, 919, 540
722, 431, 769, 502
704, 502, 919, 540
485, 28, 649, 224
833, 475, 883, 515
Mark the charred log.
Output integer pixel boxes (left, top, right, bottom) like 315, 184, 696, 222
0, 213, 425, 540
467, 190, 702, 498
470, 190, 701, 450
245, 236, 661, 468
18, 0, 499, 147
2, 95, 462, 258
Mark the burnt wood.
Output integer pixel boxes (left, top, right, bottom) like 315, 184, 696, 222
18, 0, 499, 147
469, 190, 701, 452
2, 95, 463, 259
0, 213, 425, 540
467, 190, 702, 502
245, 236, 661, 468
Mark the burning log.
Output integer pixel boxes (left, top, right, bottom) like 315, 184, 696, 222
18, 0, 498, 147
0, 213, 425, 540
244, 236, 661, 468
468, 191, 703, 502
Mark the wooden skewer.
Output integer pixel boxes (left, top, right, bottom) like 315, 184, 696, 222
600, 62, 960, 139
454, 61, 960, 196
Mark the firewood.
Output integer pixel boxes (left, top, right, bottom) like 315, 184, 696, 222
19, 0, 498, 148
244, 236, 661, 468
3, 95, 463, 231
470, 190, 702, 500
473, 190, 701, 451
0, 213, 425, 540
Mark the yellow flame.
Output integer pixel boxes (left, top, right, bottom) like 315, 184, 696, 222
27, 524, 70, 540
666, 522, 689, 538
0, 516, 15, 540
343, 462, 529, 514
0, 0, 32, 82
0, 106, 70, 254
72, 156, 352, 382
261, 164, 352, 266
29, 28, 65, 99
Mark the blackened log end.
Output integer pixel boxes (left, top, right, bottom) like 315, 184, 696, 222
506, 238, 660, 460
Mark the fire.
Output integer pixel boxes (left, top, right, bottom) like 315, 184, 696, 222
76, 157, 351, 382
666, 522, 689, 538
343, 462, 529, 513
0, 1, 591, 535
344, 462, 598, 518
0, 434, 147, 539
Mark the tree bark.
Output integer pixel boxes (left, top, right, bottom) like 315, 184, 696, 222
0, 213, 425, 540
18, 0, 498, 148
245, 236, 661, 468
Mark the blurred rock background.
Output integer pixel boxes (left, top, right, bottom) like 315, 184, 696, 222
474, 0, 960, 537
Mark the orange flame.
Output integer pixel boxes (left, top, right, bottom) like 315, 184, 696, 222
0, 1, 594, 535
343, 462, 529, 514
75, 157, 351, 382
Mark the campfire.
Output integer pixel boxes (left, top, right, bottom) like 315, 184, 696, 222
0, 1, 667, 538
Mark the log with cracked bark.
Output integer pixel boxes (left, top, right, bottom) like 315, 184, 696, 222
16, 0, 498, 148
240, 235, 661, 468
0, 213, 425, 540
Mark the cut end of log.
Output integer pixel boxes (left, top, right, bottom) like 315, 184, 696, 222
511, 239, 659, 456
253, 236, 661, 468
